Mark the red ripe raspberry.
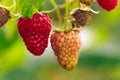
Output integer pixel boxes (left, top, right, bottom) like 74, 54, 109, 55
18, 13, 51, 56
97, 0, 118, 11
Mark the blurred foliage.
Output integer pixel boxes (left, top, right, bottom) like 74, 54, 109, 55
0, 0, 120, 80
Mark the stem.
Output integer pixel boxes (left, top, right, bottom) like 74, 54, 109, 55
8, 0, 16, 11
0, 0, 16, 11
50, 0, 62, 27
52, 26, 64, 32
0, 0, 21, 18
64, 0, 69, 30
40, 7, 56, 14
57, 0, 74, 9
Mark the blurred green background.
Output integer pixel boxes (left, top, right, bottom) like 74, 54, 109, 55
0, 0, 120, 80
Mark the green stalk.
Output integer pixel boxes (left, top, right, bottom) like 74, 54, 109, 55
40, 7, 56, 14
64, 0, 69, 31
0, 0, 16, 11
0, 0, 21, 18
50, 0, 62, 27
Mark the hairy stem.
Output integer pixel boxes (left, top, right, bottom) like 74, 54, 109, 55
50, 0, 62, 27
0, 0, 16, 11
64, 0, 69, 30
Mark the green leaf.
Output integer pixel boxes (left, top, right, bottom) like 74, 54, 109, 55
19, 0, 46, 18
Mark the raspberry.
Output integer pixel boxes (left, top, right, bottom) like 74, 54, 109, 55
0, 7, 11, 27
72, 9, 93, 28
51, 30, 81, 70
97, 0, 118, 11
18, 13, 51, 56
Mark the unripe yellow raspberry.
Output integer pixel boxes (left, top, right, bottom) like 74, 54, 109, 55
51, 30, 81, 70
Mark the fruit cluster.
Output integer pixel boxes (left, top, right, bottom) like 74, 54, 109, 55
0, 0, 118, 70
